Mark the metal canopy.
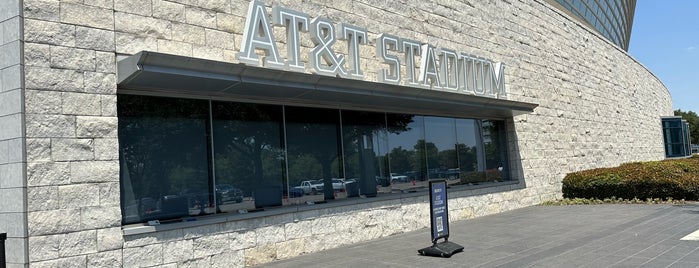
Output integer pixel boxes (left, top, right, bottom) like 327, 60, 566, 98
117, 51, 537, 119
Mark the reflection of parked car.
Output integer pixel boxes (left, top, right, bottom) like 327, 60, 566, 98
215, 184, 244, 204
294, 180, 324, 195
331, 179, 345, 191
390, 173, 409, 183
692, 144, 699, 154
283, 185, 306, 198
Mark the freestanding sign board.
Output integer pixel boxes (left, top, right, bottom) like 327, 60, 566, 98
418, 180, 464, 258
430, 180, 449, 242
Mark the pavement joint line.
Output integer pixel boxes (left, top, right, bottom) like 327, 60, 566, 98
665, 247, 699, 268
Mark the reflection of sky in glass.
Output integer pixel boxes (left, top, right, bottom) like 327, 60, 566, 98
424, 116, 455, 151
388, 116, 423, 150
387, 116, 483, 151
456, 119, 478, 147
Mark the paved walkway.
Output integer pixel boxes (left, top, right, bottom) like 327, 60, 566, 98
259, 204, 699, 267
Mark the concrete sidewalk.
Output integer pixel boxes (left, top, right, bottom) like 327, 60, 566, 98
259, 204, 699, 268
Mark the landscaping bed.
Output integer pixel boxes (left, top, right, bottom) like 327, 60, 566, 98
562, 156, 699, 201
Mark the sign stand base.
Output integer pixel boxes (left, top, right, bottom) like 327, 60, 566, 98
418, 241, 464, 258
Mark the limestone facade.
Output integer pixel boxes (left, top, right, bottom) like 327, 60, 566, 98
0, 0, 672, 267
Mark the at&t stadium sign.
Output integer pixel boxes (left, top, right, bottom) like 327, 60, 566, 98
236, 0, 507, 99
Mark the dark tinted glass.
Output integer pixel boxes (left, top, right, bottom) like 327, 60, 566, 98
482, 120, 509, 181
285, 106, 343, 201
456, 118, 484, 184
386, 114, 425, 185
341, 110, 388, 197
424, 116, 458, 180
118, 95, 212, 224
211, 101, 285, 211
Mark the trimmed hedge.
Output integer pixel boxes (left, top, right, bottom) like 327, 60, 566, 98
562, 156, 699, 200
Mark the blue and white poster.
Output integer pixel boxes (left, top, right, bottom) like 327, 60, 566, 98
429, 180, 449, 243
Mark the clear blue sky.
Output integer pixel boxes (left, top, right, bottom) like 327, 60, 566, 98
628, 0, 699, 113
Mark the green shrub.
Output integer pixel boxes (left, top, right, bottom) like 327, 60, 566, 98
562, 156, 699, 200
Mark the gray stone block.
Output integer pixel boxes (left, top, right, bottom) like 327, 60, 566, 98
80, 206, 121, 229
24, 19, 76, 46
49, 46, 96, 71
27, 209, 81, 236
0, 114, 22, 140
0, 19, 4, 45
84, 72, 116, 94
115, 0, 153, 17
76, 26, 115, 51
0, 139, 7, 164
0, 212, 26, 237
153, 0, 186, 22
70, 160, 119, 183
0, 187, 25, 213
0, 88, 22, 116
2, 16, 20, 44
95, 51, 115, 73
87, 249, 122, 268
123, 244, 163, 267
96, 227, 124, 251
115, 32, 158, 54
25, 66, 83, 91
100, 95, 117, 116
58, 183, 100, 209
5, 237, 28, 264
7, 137, 24, 163
26, 138, 51, 162
25, 89, 62, 115
185, 7, 216, 28
23, 0, 60, 21
94, 138, 118, 160
27, 186, 59, 212
115, 12, 171, 39
51, 138, 95, 161
163, 239, 193, 263
23, 43, 51, 67
60, 3, 114, 30
0, 40, 21, 69
62, 92, 101, 115
27, 161, 70, 187
0, 162, 24, 188
76, 116, 117, 138
98, 182, 120, 207
58, 230, 97, 257
26, 113, 75, 138
1, 64, 23, 91
0, 0, 19, 23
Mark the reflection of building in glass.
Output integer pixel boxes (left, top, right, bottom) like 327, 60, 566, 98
548, 0, 636, 50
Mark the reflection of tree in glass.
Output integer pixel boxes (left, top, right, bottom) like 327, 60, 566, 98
284, 107, 343, 199
456, 143, 478, 172
212, 102, 284, 196
118, 95, 210, 218
287, 154, 322, 180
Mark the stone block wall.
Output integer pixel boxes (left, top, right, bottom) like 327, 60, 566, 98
12, 0, 672, 267
0, 0, 27, 267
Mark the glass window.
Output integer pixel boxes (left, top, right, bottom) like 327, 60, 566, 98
424, 116, 458, 180
482, 120, 510, 182
285, 106, 343, 201
118, 95, 515, 224
118, 95, 212, 224
341, 110, 388, 197
386, 114, 426, 188
211, 101, 285, 211
456, 118, 484, 184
